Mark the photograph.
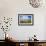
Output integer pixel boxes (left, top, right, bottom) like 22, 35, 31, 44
18, 14, 34, 26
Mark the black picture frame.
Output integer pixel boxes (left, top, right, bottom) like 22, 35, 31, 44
18, 14, 34, 26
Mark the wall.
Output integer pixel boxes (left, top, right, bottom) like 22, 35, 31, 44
0, 0, 46, 40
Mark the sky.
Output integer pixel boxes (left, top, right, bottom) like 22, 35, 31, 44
20, 15, 32, 20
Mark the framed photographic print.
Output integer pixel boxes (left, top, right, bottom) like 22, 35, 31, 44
18, 14, 34, 26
